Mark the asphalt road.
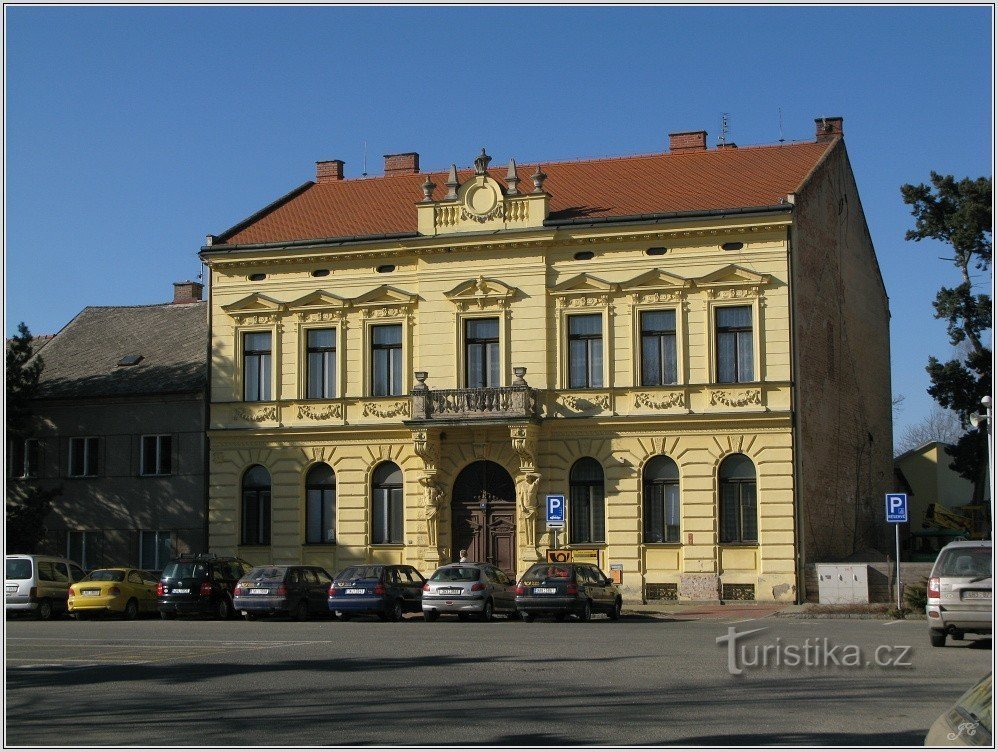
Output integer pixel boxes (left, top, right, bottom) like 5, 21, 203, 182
4, 612, 991, 746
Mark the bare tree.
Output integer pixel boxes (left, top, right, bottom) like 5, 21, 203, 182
895, 406, 964, 456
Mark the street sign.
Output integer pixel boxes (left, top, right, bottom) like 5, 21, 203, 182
546, 495, 565, 528
885, 493, 908, 524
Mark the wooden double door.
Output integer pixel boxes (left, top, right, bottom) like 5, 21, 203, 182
451, 461, 517, 577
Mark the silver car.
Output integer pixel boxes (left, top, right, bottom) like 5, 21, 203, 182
421, 563, 516, 622
926, 540, 992, 647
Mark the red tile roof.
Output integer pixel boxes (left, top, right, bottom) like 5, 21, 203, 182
217, 140, 832, 246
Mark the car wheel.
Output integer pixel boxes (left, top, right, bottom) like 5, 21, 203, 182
577, 600, 592, 622
216, 597, 232, 620
423, 611, 439, 622
457, 613, 470, 622
608, 599, 622, 621
294, 600, 309, 622
521, 612, 535, 623
160, 611, 176, 620
124, 599, 139, 621
72, 611, 88, 620
387, 600, 404, 622
481, 600, 494, 622
337, 611, 351, 621
36, 599, 53, 621
554, 613, 567, 622
930, 629, 947, 647
243, 612, 257, 621
952, 630, 966, 641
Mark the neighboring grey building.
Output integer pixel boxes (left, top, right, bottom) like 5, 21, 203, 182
8, 282, 208, 570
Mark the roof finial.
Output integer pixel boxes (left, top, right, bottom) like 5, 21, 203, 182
421, 176, 436, 202
445, 164, 459, 200
505, 158, 520, 195
474, 148, 491, 175
531, 164, 547, 194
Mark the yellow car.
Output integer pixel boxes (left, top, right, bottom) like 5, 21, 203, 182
68, 568, 159, 619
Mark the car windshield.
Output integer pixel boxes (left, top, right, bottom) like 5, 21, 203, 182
336, 566, 383, 581
162, 562, 208, 580
83, 570, 125, 582
523, 564, 573, 581
431, 567, 480, 582
245, 567, 287, 582
6, 559, 32, 579
934, 548, 993, 579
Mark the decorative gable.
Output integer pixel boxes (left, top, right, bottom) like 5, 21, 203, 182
287, 290, 349, 323
549, 273, 617, 309
222, 293, 285, 323
352, 285, 418, 319
694, 264, 772, 299
620, 269, 693, 303
444, 276, 520, 311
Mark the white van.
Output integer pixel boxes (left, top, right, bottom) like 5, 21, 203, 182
5, 555, 87, 620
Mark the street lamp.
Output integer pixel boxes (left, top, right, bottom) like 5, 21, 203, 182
969, 395, 993, 506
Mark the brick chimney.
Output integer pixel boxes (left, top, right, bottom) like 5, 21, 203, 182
173, 280, 204, 304
316, 160, 345, 182
669, 131, 708, 153
384, 152, 419, 176
815, 117, 844, 143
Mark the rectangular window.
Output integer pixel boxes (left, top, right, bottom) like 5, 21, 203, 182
716, 306, 753, 384
68, 437, 99, 477
371, 324, 403, 397
372, 486, 404, 544
306, 488, 336, 544
640, 310, 678, 386
67, 531, 101, 569
306, 328, 337, 399
465, 318, 500, 388
720, 481, 758, 544
243, 331, 273, 402
140, 435, 172, 476
8, 439, 39, 479
568, 314, 603, 389
139, 531, 174, 570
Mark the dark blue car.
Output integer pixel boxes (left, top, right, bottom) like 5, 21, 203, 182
328, 564, 426, 621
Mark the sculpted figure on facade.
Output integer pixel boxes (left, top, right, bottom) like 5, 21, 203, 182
419, 475, 446, 548
516, 472, 541, 547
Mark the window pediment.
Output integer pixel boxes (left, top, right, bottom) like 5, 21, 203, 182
222, 293, 285, 322
352, 285, 419, 308
444, 276, 520, 310
287, 290, 349, 310
621, 269, 692, 303
695, 265, 771, 289
550, 273, 616, 308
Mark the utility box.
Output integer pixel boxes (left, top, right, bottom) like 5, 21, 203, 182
816, 564, 870, 604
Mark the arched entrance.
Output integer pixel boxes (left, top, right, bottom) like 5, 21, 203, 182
451, 460, 517, 576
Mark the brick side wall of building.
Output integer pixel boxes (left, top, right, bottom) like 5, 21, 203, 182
791, 140, 893, 568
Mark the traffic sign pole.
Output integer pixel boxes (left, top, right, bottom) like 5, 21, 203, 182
885, 493, 908, 610
895, 524, 901, 610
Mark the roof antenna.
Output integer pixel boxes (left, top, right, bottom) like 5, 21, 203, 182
718, 112, 730, 146
362, 140, 368, 178
778, 108, 785, 143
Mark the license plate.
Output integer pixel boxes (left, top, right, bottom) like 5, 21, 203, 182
963, 590, 992, 600
345, 588, 365, 595
82, 590, 100, 596
249, 589, 269, 595
171, 588, 190, 594
5, 585, 16, 593
534, 587, 556, 595
439, 588, 461, 595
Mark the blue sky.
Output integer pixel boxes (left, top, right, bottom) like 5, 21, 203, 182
5, 6, 993, 434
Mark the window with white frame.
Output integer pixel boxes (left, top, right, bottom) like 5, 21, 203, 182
567, 314, 603, 389
8, 438, 39, 478
640, 310, 678, 386
465, 318, 500, 388
243, 331, 273, 402
68, 437, 99, 477
140, 435, 172, 476
139, 531, 174, 570
306, 328, 337, 399
370, 324, 403, 396
715, 306, 754, 383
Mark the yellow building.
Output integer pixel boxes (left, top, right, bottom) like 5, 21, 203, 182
199, 117, 892, 602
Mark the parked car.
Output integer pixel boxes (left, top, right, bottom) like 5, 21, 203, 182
234, 565, 335, 620
515, 562, 622, 622
328, 564, 426, 621
157, 554, 252, 620
5, 554, 86, 620
924, 673, 992, 746
69, 568, 159, 619
926, 540, 992, 647
421, 563, 517, 622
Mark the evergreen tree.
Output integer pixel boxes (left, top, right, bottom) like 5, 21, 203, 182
901, 173, 992, 499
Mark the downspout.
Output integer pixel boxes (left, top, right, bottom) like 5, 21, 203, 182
786, 209, 806, 604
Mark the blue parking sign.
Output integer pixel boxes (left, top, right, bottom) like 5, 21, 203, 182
546, 495, 565, 527
885, 493, 908, 524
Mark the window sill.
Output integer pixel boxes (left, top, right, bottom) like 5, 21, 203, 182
719, 542, 760, 547
139, 473, 173, 478
67, 475, 98, 479
303, 542, 338, 547
642, 542, 683, 547
370, 543, 404, 548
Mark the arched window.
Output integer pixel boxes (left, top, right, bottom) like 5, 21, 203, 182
719, 454, 757, 543
569, 458, 605, 544
372, 462, 403, 544
643, 456, 680, 543
305, 463, 336, 544
241, 465, 271, 546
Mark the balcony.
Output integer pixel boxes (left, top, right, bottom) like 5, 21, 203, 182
409, 368, 538, 423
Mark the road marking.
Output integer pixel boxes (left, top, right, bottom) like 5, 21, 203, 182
882, 620, 902, 626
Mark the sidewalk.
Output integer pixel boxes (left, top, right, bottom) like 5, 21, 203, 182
622, 601, 926, 621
